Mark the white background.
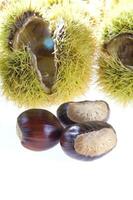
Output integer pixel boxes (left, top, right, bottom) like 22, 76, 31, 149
0, 83, 133, 200
0, 0, 133, 199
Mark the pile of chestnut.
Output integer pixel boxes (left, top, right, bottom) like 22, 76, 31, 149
17, 100, 117, 161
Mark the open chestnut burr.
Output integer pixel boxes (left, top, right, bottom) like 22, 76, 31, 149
17, 109, 63, 151
60, 121, 117, 161
57, 100, 110, 126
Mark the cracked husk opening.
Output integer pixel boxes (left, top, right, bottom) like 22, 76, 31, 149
12, 15, 57, 93
104, 33, 133, 69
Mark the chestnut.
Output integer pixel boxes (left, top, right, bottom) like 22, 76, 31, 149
17, 109, 63, 151
57, 100, 110, 126
60, 121, 117, 161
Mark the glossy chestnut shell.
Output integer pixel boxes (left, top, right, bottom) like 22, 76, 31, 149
60, 121, 117, 161
57, 100, 110, 126
57, 102, 74, 126
17, 109, 63, 151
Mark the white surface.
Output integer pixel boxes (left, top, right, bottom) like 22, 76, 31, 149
0, 84, 133, 200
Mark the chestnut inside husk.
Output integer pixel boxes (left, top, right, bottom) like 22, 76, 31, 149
104, 33, 133, 69
9, 11, 57, 94
60, 121, 117, 161
17, 109, 63, 151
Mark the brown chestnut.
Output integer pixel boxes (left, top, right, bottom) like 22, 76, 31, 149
60, 121, 117, 161
17, 109, 63, 151
57, 100, 110, 126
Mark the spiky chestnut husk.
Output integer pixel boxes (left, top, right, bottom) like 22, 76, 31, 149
0, 0, 9, 10
97, 8, 133, 104
0, 0, 96, 107
111, 0, 133, 7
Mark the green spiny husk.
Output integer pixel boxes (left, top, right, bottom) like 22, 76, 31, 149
98, 8, 133, 104
0, 0, 96, 107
